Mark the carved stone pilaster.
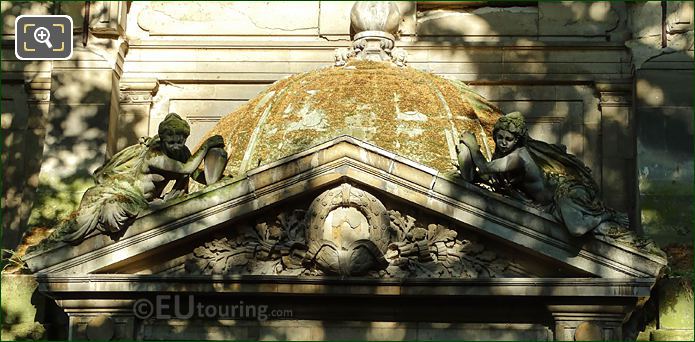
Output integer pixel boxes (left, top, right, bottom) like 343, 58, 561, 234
595, 80, 632, 108
58, 299, 137, 341
24, 78, 51, 103
550, 306, 627, 341
594, 79, 636, 217
118, 79, 159, 105
111, 78, 159, 154
23, 78, 51, 131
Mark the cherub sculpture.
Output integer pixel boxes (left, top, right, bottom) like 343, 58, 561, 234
456, 112, 662, 255
53, 113, 227, 244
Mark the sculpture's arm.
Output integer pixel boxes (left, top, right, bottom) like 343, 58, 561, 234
480, 153, 522, 174
149, 135, 224, 175
460, 132, 522, 174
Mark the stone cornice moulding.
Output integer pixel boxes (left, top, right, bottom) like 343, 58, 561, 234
23, 136, 666, 278
36, 275, 655, 299
123, 39, 629, 49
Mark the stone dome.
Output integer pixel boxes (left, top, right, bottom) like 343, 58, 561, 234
202, 60, 503, 177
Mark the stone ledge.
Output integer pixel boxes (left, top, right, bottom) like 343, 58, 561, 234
36, 274, 655, 298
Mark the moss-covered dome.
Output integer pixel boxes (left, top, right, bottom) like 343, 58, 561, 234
203, 61, 503, 176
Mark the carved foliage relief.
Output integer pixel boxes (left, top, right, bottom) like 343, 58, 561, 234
184, 184, 518, 278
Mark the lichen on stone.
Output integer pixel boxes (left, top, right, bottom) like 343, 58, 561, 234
200, 60, 504, 177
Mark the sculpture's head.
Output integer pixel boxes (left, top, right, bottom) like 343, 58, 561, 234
493, 111, 527, 155
158, 113, 191, 161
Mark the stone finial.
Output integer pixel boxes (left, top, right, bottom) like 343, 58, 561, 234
350, 1, 401, 35
335, 1, 407, 67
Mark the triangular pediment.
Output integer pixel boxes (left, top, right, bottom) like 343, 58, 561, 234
24, 136, 666, 279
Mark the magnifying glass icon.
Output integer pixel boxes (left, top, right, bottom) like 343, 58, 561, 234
33, 27, 52, 49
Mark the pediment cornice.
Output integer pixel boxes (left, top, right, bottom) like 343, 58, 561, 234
24, 136, 666, 278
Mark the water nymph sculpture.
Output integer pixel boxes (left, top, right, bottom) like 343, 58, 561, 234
54, 113, 227, 244
457, 112, 631, 238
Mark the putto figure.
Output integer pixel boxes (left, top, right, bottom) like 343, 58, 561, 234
456, 112, 661, 255
53, 113, 227, 244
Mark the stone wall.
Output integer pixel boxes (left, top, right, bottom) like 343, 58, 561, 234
630, 2, 694, 341
1, 1, 127, 251
1, 1, 692, 340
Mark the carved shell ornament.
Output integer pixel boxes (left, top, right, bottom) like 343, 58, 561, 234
304, 183, 392, 276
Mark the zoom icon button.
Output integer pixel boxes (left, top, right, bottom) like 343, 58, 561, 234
15, 15, 73, 60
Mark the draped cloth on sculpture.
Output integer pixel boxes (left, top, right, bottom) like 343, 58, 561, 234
57, 137, 158, 244
524, 138, 628, 237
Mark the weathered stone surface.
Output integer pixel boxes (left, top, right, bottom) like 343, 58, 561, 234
665, 2, 695, 53
574, 321, 603, 340
1, 1, 52, 34
0, 275, 46, 340
137, 2, 320, 36
201, 61, 503, 177
139, 320, 551, 341
627, 1, 695, 68
85, 315, 115, 341
539, 2, 623, 37
636, 67, 693, 243
0, 322, 45, 341
417, 7, 538, 37
1, 275, 40, 324
637, 71, 693, 107
318, 1, 415, 37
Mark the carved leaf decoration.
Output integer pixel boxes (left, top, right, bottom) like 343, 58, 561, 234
225, 250, 250, 269
187, 238, 254, 275
427, 223, 457, 244
460, 240, 484, 255
278, 209, 306, 242
379, 210, 518, 279
183, 206, 516, 278
412, 261, 446, 278
488, 259, 510, 276
477, 250, 497, 262
388, 210, 415, 242
255, 222, 269, 241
